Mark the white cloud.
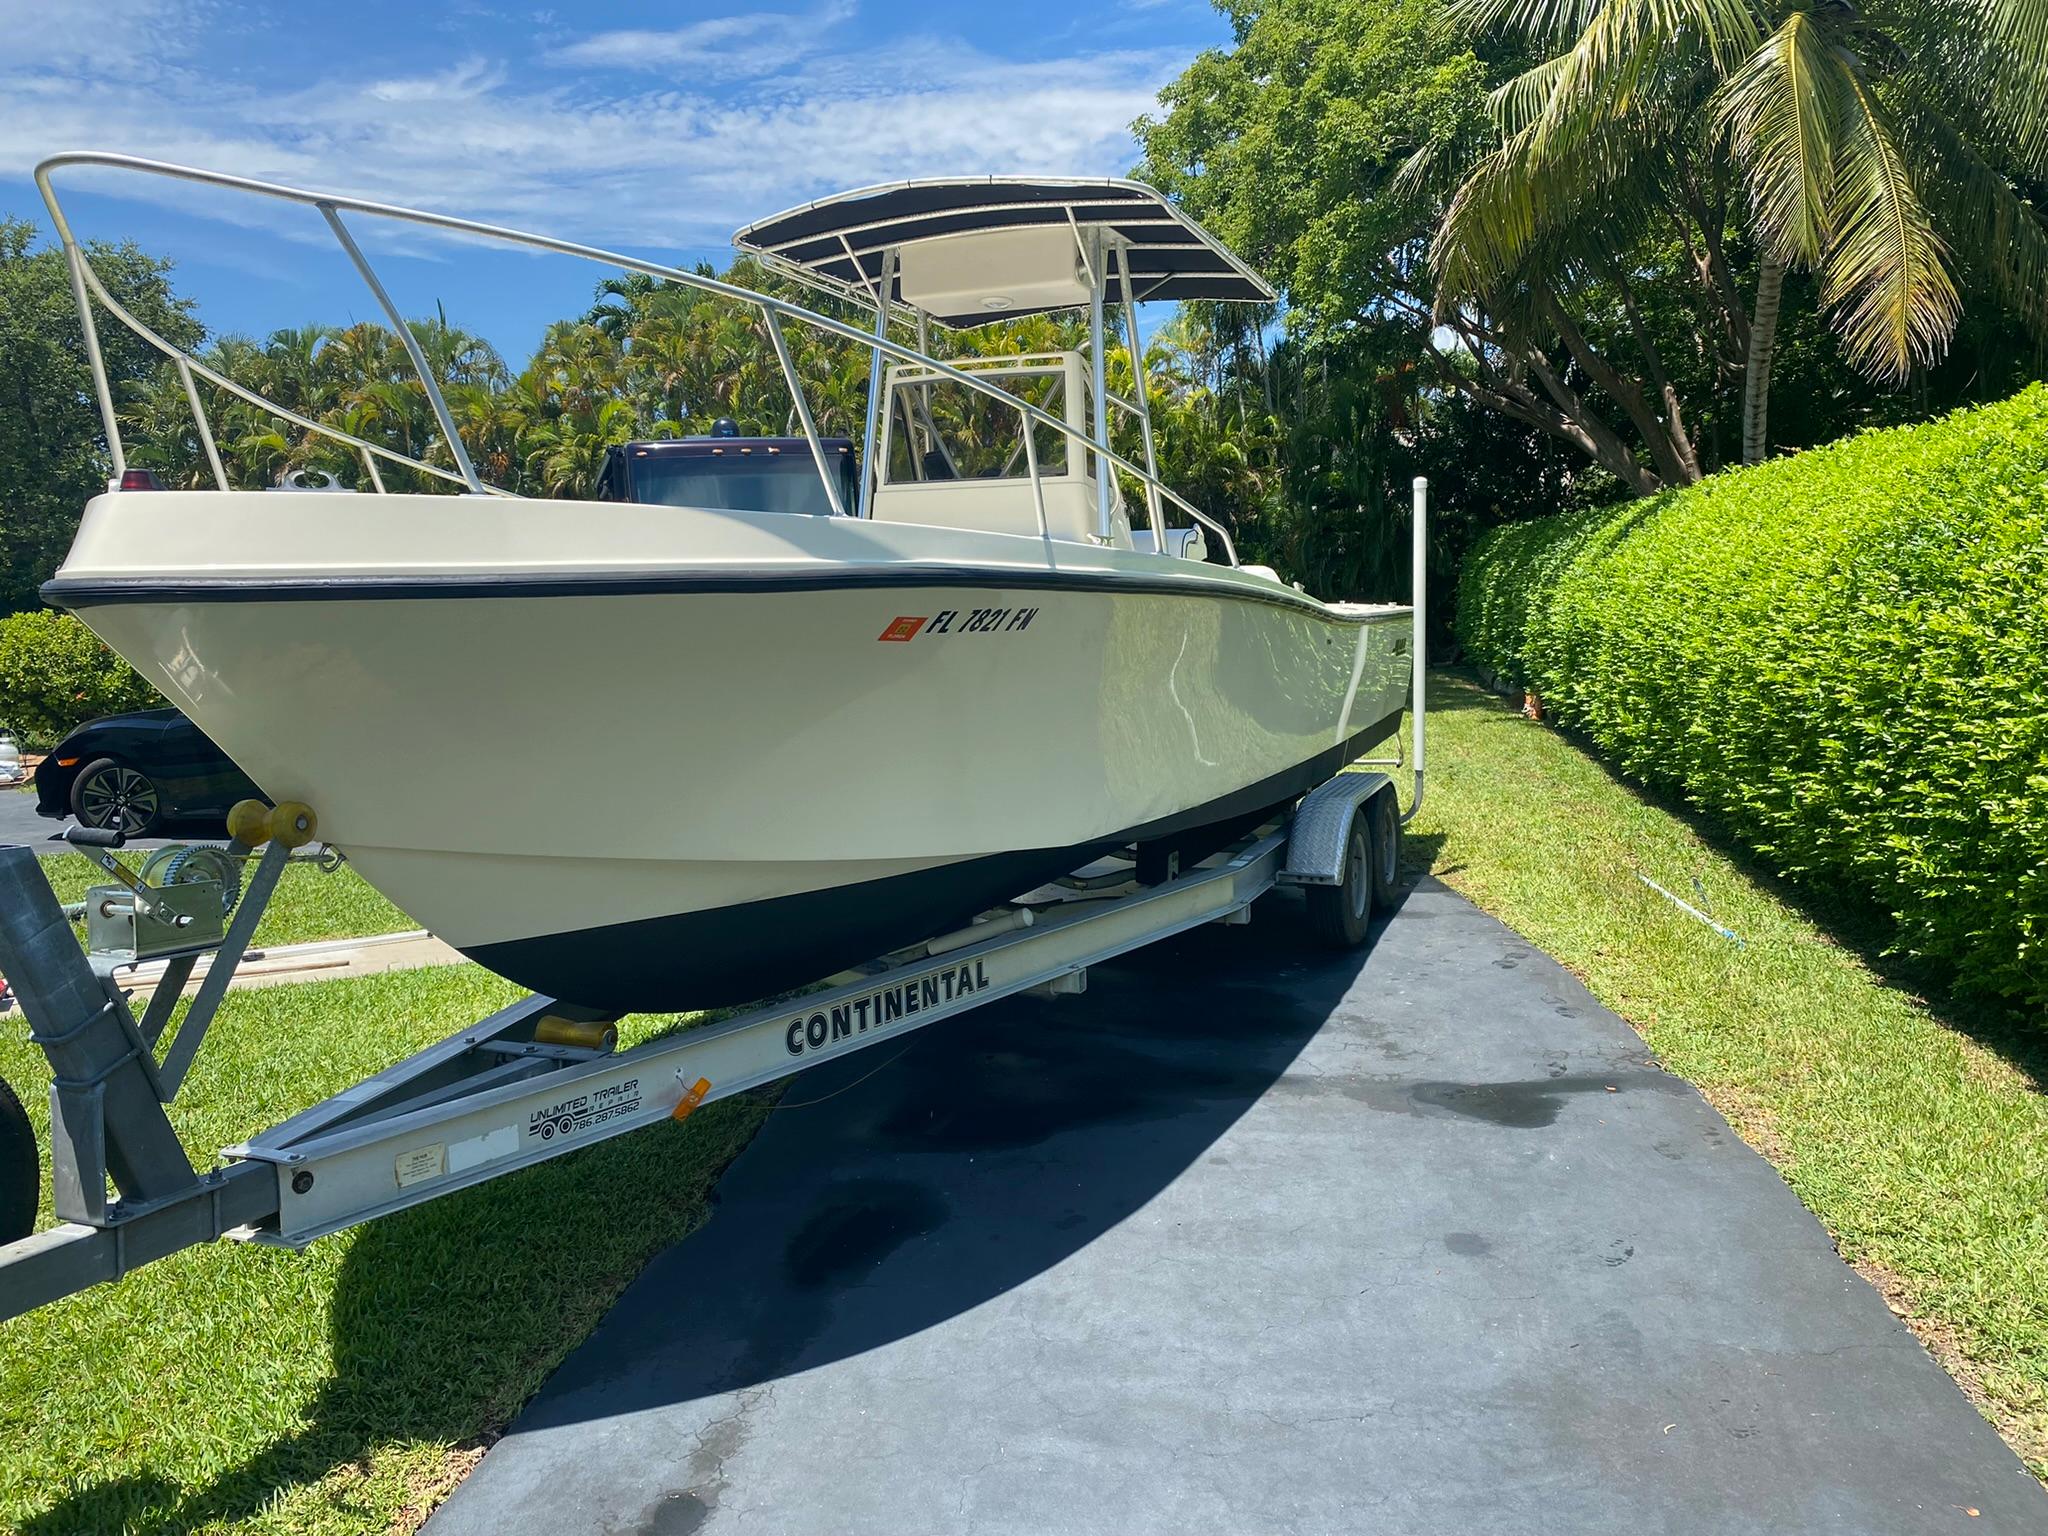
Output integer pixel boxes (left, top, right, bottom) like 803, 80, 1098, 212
0, 0, 209, 71
544, 1, 858, 78
0, 2, 1182, 257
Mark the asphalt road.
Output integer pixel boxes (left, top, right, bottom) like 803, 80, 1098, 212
0, 783, 210, 853
0, 785, 58, 848
426, 878, 2046, 1536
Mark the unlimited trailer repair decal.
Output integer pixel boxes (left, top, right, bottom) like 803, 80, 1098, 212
785, 959, 991, 1057
527, 1077, 642, 1143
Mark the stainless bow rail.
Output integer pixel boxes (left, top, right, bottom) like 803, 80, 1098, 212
35, 151, 1239, 564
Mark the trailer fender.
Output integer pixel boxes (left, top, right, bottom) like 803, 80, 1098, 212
1278, 772, 1395, 887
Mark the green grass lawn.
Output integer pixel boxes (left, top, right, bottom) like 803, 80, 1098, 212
1409, 671, 2048, 1479
0, 965, 768, 1535
35, 852, 414, 950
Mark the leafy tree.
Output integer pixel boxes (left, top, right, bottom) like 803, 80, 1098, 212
1139, 0, 2048, 498
0, 218, 201, 612
1135, 0, 1705, 494
1429, 0, 2048, 466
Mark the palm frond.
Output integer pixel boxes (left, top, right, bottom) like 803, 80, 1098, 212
1895, 88, 2048, 347
1974, 0, 2048, 174
1974, 0, 2048, 101
1450, 0, 1761, 72
1431, 107, 1674, 310
1820, 71, 1961, 379
1713, 12, 1838, 266
1432, 7, 1690, 302
1874, 0, 2048, 177
1393, 133, 1483, 204
1489, 55, 1570, 136
1446, 0, 1607, 48
1433, 146, 1543, 303
1512, 0, 1751, 178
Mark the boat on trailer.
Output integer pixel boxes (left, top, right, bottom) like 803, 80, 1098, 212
35, 157, 1416, 1014
0, 154, 1430, 1316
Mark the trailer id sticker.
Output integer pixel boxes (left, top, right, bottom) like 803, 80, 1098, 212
394, 1143, 446, 1189
526, 1077, 642, 1144
785, 959, 991, 1057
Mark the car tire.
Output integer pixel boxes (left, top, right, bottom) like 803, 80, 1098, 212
70, 757, 162, 837
0, 1074, 36, 1245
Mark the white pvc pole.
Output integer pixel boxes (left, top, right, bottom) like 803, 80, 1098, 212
1406, 477, 1428, 822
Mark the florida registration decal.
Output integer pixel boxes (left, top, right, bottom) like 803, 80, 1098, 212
878, 608, 1039, 642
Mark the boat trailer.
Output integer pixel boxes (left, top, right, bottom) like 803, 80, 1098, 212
0, 775, 1402, 1320
0, 485, 1429, 1323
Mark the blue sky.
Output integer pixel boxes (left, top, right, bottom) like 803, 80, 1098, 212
2, 0, 1229, 364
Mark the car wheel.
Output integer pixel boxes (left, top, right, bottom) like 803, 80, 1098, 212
70, 757, 161, 836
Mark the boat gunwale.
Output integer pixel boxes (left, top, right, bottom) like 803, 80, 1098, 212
42, 564, 1412, 623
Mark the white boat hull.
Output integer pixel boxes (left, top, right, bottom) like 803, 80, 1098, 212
50, 493, 1411, 1010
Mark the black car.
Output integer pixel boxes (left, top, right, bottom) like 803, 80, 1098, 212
35, 708, 264, 837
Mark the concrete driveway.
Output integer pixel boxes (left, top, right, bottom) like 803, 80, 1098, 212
427, 879, 2046, 1536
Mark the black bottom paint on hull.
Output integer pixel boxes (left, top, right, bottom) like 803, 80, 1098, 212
466, 713, 1402, 1012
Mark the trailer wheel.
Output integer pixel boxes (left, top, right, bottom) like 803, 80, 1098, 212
1305, 815, 1375, 948
1367, 789, 1402, 914
0, 1074, 37, 1246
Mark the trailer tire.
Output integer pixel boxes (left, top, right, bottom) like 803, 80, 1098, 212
1305, 815, 1375, 948
1367, 789, 1402, 914
0, 1074, 37, 1246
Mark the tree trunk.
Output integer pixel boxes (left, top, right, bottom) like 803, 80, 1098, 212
1743, 256, 1785, 466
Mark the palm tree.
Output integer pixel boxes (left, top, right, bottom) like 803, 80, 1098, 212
120, 361, 214, 487
523, 396, 638, 497
1427, 0, 2048, 464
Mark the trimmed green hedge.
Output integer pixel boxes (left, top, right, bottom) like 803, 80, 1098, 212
0, 610, 162, 751
1457, 385, 2048, 1014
